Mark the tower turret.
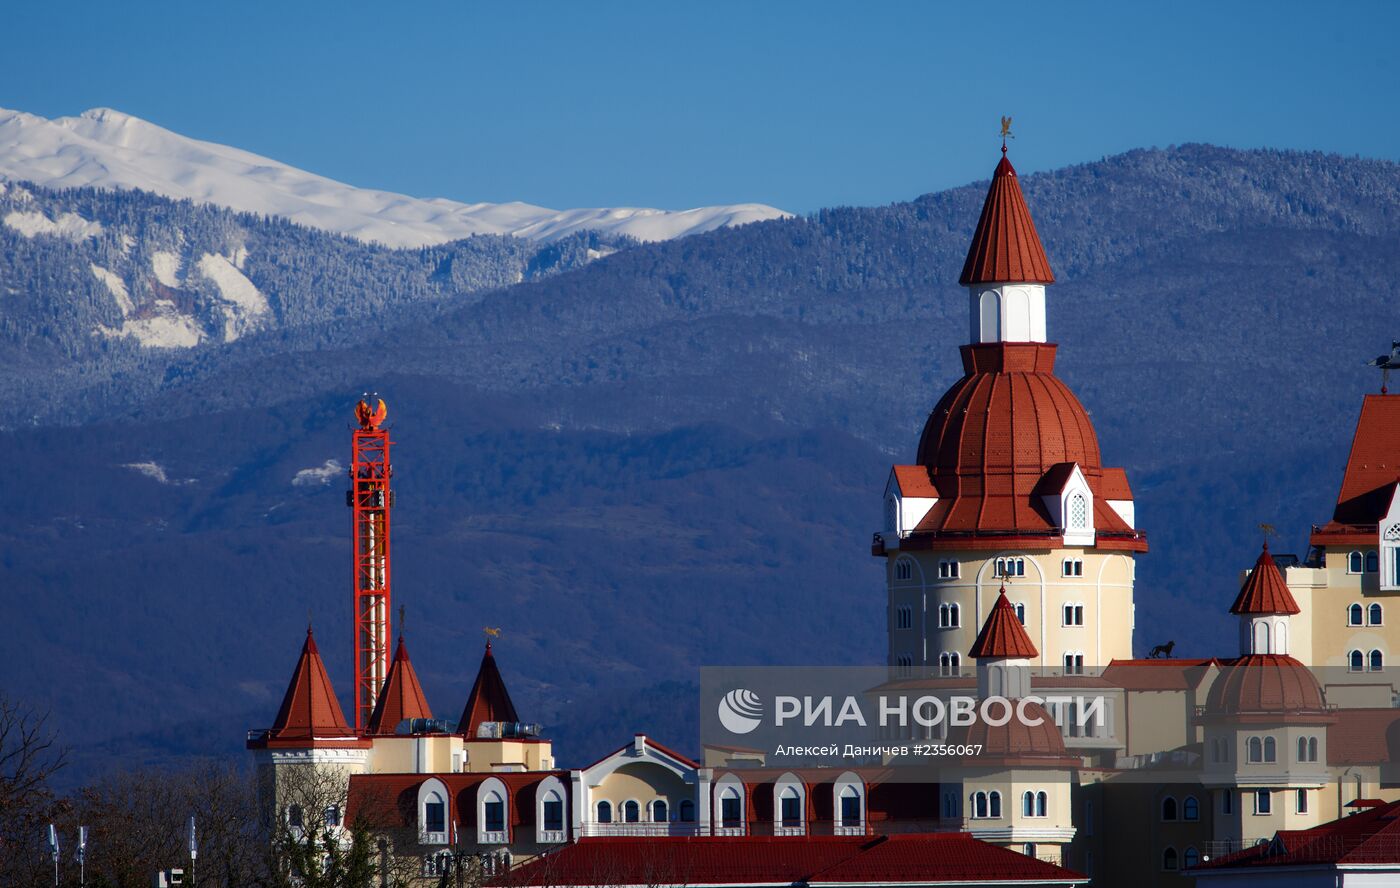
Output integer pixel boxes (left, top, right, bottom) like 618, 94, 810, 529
1229, 542, 1301, 656
959, 147, 1055, 344
969, 588, 1038, 698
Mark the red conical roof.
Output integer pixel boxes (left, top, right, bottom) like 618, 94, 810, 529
459, 641, 520, 738
1230, 543, 1301, 616
366, 635, 434, 735
269, 627, 354, 740
959, 153, 1055, 286
969, 590, 1039, 659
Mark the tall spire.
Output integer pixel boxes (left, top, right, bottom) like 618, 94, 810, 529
459, 640, 520, 738
268, 627, 354, 740
365, 634, 434, 734
959, 150, 1055, 286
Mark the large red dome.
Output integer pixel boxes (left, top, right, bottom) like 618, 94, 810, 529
916, 342, 1101, 479
1204, 655, 1329, 718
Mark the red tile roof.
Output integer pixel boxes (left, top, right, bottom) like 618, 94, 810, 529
1100, 659, 1218, 691
959, 153, 1056, 286
265, 627, 355, 741
1197, 798, 1400, 870
968, 590, 1039, 659
950, 700, 1077, 767
903, 343, 1146, 552
1334, 395, 1400, 522
1328, 709, 1400, 765
1229, 543, 1302, 616
460, 641, 521, 738
1203, 654, 1330, 719
810, 832, 1083, 885
366, 635, 434, 735
494, 834, 1085, 887
889, 465, 939, 498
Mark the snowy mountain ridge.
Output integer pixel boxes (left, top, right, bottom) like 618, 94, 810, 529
0, 107, 790, 248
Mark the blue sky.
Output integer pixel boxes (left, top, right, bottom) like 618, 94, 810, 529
4, 0, 1397, 213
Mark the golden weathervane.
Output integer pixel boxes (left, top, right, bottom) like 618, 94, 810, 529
1000, 116, 1014, 150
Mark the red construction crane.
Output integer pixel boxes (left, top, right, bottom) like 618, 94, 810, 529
348, 397, 393, 733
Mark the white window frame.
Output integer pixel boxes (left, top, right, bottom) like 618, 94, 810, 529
536, 776, 567, 844
1371, 603, 1385, 626
1062, 558, 1084, 577
417, 778, 451, 845
834, 772, 865, 835
938, 559, 961, 579
1063, 651, 1085, 675
477, 777, 509, 845
1349, 551, 1364, 574
715, 775, 745, 835
1062, 602, 1085, 627
774, 773, 806, 836
1253, 789, 1271, 815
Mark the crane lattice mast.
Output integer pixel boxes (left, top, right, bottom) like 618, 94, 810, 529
348, 397, 393, 733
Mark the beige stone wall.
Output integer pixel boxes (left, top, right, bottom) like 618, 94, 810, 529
589, 762, 692, 818
888, 547, 1136, 674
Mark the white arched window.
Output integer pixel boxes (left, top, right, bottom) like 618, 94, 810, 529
596, 800, 612, 824
622, 800, 640, 823
1013, 602, 1026, 624
886, 496, 899, 535
834, 772, 864, 835
1350, 603, 1364, 626
1350, 650, 1365, 673
536, 776, 566, 844
418, 778, 450, 845
775, 773, 805, 835
1263, 737, 1277, 763
979, 290, 1000, 341
1252, 621, 1269, 654
1371, 603, 1384, 626
1183, 796, 1199, 821
651, 799, 668, 824
972, 791, 988, 819
1371, 650, 1386, 672
477, 777, 508, 845
715, 775, 745, 834
989, 791, 1002, 818
1247, 737, 1262, 762
1068, 493, 1088, 529
1350, 552, 1364, 573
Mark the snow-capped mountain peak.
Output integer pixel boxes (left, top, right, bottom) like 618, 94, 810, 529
0, 107, 791, 248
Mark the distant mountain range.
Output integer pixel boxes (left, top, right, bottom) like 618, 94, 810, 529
3, 138, 1398, 789
0, 107, 789, 247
